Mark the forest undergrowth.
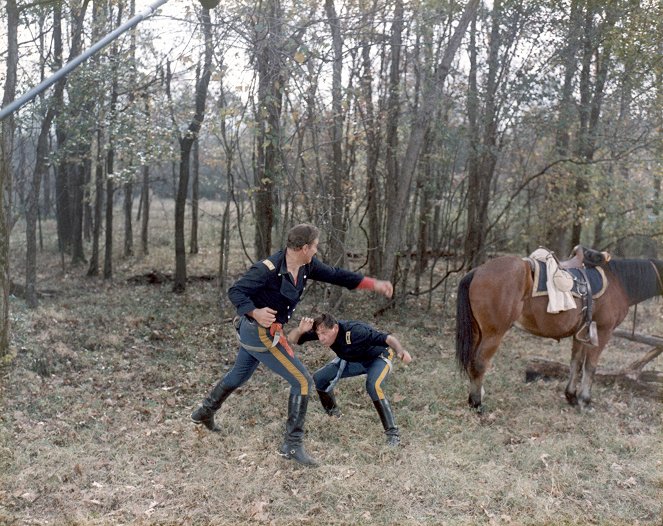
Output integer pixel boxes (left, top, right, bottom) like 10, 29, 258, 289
1, 211, 662, 525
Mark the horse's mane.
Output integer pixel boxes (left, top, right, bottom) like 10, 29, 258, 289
606, 258, 663, 305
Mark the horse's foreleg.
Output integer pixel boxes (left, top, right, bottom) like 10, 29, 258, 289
467, 335, 503, 412
577, 345, 604, 409
565, 340, 585, 406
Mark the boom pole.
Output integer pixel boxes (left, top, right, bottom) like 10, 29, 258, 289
0, 0, 170, 121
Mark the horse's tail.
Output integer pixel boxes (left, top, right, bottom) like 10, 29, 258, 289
455, 269, 479, 375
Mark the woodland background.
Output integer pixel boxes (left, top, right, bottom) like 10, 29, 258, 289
0, 0, 662, 524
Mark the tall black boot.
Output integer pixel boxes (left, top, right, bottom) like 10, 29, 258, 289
373, 398, 400, 446
317, 389, 341, 417
280, 394, 318, 466
191, 381, 234, 432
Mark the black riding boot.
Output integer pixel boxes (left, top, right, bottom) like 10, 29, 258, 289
191, 381, 234, 432
373, 398, 400, 446
280, 394, 318, 466
317, 389, 341, 417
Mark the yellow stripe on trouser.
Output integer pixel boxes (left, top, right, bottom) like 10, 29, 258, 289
258, 326, 309, 395
374, 348, 394, 400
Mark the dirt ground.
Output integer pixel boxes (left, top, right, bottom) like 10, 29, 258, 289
1, 207, 662, 525
1, 265, 661, 525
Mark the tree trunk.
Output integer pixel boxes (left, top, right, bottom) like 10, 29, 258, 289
104, 75, 119, 278
87, 129, 104, 277
124, 181, 134, 257
383, 0, 404, 279
71, 163, 87, 265
83, 157, 92, 242
141, 163, 150, 255
571, 3, 615, 249
0, 0, 18, 356
141, 95, 150, 255
464, 0, 500, 269
26, 0, 68, 306
360, 39, 382, 276
383, 0, 480, 282
173, 7, 213, 293
190, 135, 199, 255
253, 0, 284, 260
544, 0, 581, 254
54, 0, 89, 260
26, 111, 57, 307
324, 0, 348, 305
104, 153, 115, 280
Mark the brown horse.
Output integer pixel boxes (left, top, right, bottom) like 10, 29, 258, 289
455, 254, 663, 411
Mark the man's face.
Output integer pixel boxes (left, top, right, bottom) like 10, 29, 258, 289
316, 323, 338, 347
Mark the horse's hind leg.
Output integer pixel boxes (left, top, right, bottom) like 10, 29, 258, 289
565, 340, 585, 406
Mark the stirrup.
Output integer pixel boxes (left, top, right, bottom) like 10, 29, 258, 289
575, 321, 598, 347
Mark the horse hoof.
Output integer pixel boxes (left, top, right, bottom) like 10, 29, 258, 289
565, 392, 578, 406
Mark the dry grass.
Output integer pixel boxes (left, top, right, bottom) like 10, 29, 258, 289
1, 199, 662, 525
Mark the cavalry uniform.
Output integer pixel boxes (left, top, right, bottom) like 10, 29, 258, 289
223, 250, 364, 395
191, 249, 368, 465
297, 320, 401, 446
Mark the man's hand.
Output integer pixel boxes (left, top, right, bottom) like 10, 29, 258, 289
374, 279, 394, 298
251, 307, 277, 327
298, 317, 314, 333
397, 349, 412, 364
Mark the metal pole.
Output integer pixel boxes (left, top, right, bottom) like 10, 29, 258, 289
0, 0, 170, 121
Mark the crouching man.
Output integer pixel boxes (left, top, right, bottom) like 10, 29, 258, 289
288, 313, 412, 446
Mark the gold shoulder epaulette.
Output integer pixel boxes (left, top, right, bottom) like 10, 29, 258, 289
262, 259, 276, 271
345, 331, 352, 345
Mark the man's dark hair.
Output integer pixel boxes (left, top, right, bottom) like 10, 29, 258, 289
287, 224, 320, 249
313, 313, 337, 332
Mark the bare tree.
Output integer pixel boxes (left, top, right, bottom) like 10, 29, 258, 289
382, 0, 480, 283
570, 2, 616, 248
0, 0, 18, 355
173, 7, 213, 293
252, 0, 285, 259
190, 135, 199, 255
463, 0, 501, 269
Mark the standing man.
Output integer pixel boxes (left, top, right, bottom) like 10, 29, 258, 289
288, 312, 412, 446
190, 224, 393, 466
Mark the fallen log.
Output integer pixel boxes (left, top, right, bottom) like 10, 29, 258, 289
127, 271, 216, 285
525, 329, 663, 400
9, 281, 59, 299
525, 357, 662, 400
612, 328, 663, 347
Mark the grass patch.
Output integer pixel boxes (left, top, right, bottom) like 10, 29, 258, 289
2, 201, 662, 525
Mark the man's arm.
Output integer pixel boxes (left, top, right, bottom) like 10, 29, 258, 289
287, 317, 315, 344
386, 334, 412, 364
308, 258, 393, 298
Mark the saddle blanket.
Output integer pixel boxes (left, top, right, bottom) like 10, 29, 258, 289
531, 260, 607, 299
